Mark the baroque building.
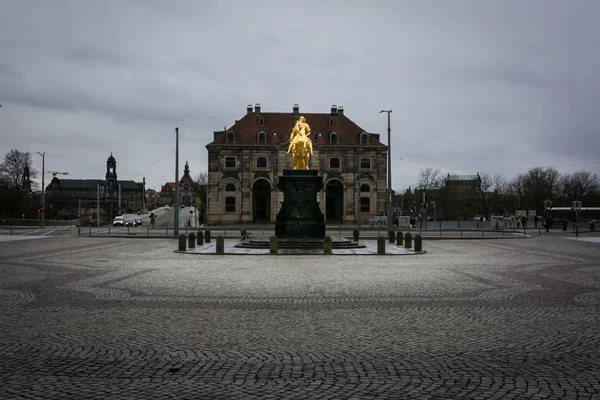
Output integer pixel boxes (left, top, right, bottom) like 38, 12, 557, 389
45, 153, 145, 221
159, 161, 204, 208
206, 104, 388, 224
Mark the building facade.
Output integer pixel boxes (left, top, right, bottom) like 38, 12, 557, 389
45, 153, 145, 222
159, 161, 204, 208
206, 104, 388, 224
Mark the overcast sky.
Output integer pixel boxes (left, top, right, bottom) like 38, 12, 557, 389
1, 0, 599, 191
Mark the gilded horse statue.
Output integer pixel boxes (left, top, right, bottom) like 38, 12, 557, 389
286, 116, 313, 170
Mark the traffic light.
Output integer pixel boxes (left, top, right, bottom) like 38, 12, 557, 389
77, 213, 81, 218
548, 202, 553, 209
409, 206, 414, 213
39, 206, 44, 212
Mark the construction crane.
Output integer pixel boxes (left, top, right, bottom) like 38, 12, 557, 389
47, 171, 69, 177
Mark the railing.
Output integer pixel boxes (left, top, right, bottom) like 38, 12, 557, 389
0, 218, 76, 227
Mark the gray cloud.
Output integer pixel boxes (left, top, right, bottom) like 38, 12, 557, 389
1, 0, 600, 190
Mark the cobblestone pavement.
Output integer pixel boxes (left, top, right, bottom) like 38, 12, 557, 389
1, 235, 599, 399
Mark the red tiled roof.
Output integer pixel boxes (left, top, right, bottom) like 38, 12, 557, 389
207, 109, 385, 147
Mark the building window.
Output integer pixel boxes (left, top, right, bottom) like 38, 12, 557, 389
330, 157, 340, 169
258, 116, 264, 126
257, 132, 266, 143
225, 183, 236, 192
328, 117, 335, 127
330, 133, 338, 144
225, 157, 236, 168
225, 196, 236, 212
360, 157, 371, 169
360, 184, 370, 192
360, 133, 368, 144
226, 131, 234, 143
256, 157, 267, 168
360, 197, 370, 212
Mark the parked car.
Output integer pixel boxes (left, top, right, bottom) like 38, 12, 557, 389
125, 218, 138, 227
113, 216, 125, 226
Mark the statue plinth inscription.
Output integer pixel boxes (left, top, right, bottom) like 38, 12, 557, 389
275, 169, 325, 240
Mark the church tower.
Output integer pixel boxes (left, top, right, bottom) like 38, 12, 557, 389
105, 153, 117, 188
22, 163, 32, 193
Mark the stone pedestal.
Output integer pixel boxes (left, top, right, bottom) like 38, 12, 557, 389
275, 170, 325, 240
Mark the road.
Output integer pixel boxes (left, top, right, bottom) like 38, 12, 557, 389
0, 235, 599, 398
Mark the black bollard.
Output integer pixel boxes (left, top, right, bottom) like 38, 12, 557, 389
323, 236, 332, 254
216, 235, 224, 254
178, 234, 186, 251
353, 229, 359, 242
414, 234, 422, 252
396, 231, 403, 246
188, 233, 196, 248
404, 232, 412, 248
389, 230, 395, 243
197, 230, 204, 245
270, 235, 278, 254
377, 236, 386, 254
205, 229, 211, 243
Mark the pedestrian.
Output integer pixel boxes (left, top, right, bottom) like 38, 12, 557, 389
562, 216, 568, 231
522, 216, 528, 228
546, 217, 552, 232
517, 216, 521, 229
534, 215, 539, 229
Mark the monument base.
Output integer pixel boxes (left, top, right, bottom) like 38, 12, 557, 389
275, 170, 325, 240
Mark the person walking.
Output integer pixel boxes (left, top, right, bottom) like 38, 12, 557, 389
534, 215, 539, 229
562, 216, 568, 231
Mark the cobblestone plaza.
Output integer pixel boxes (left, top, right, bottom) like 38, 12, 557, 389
1, 235, 599, 399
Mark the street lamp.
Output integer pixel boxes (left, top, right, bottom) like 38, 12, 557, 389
379, 110, 393, 233
36, 152, 45, 228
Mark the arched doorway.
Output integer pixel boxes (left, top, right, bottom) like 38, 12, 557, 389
325, 180, 344, 222
252, 179, 271, 222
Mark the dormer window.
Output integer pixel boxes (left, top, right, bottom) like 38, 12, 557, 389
330, 133, 339, 144
360, 133, 369, 144
328, 117, 335, 127
226, 131, 234, 143
257, 132, 266, 143
329, 157, 340, 169
258, 116, 264, 126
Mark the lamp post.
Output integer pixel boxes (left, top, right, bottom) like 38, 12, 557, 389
356, 148, 363, 228
36, 152, 45, 228
379, 110, 393, 233
174, 127, 180, 236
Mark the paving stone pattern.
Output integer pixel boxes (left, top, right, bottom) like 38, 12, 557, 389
1, 235, 600, 399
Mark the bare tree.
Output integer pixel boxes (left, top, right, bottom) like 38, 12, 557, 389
418, 168, 442, 190
512, 167, 561, 210
0, 149, 37, 190
560, 170, 600, 200
195, 172, 208, 187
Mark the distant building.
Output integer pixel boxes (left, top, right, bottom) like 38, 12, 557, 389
443, 173, 483, 219
445, 173, 482, 189
159, 161, 204, 208
205, 104, 388, 224
45, 153, 145, 221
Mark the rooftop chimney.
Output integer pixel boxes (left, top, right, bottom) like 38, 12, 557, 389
254, 103, 261, 115
247, 104, 253, 114
337, 105, 344, 115
330, 104, 338, 116
293, 104, 299, 115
